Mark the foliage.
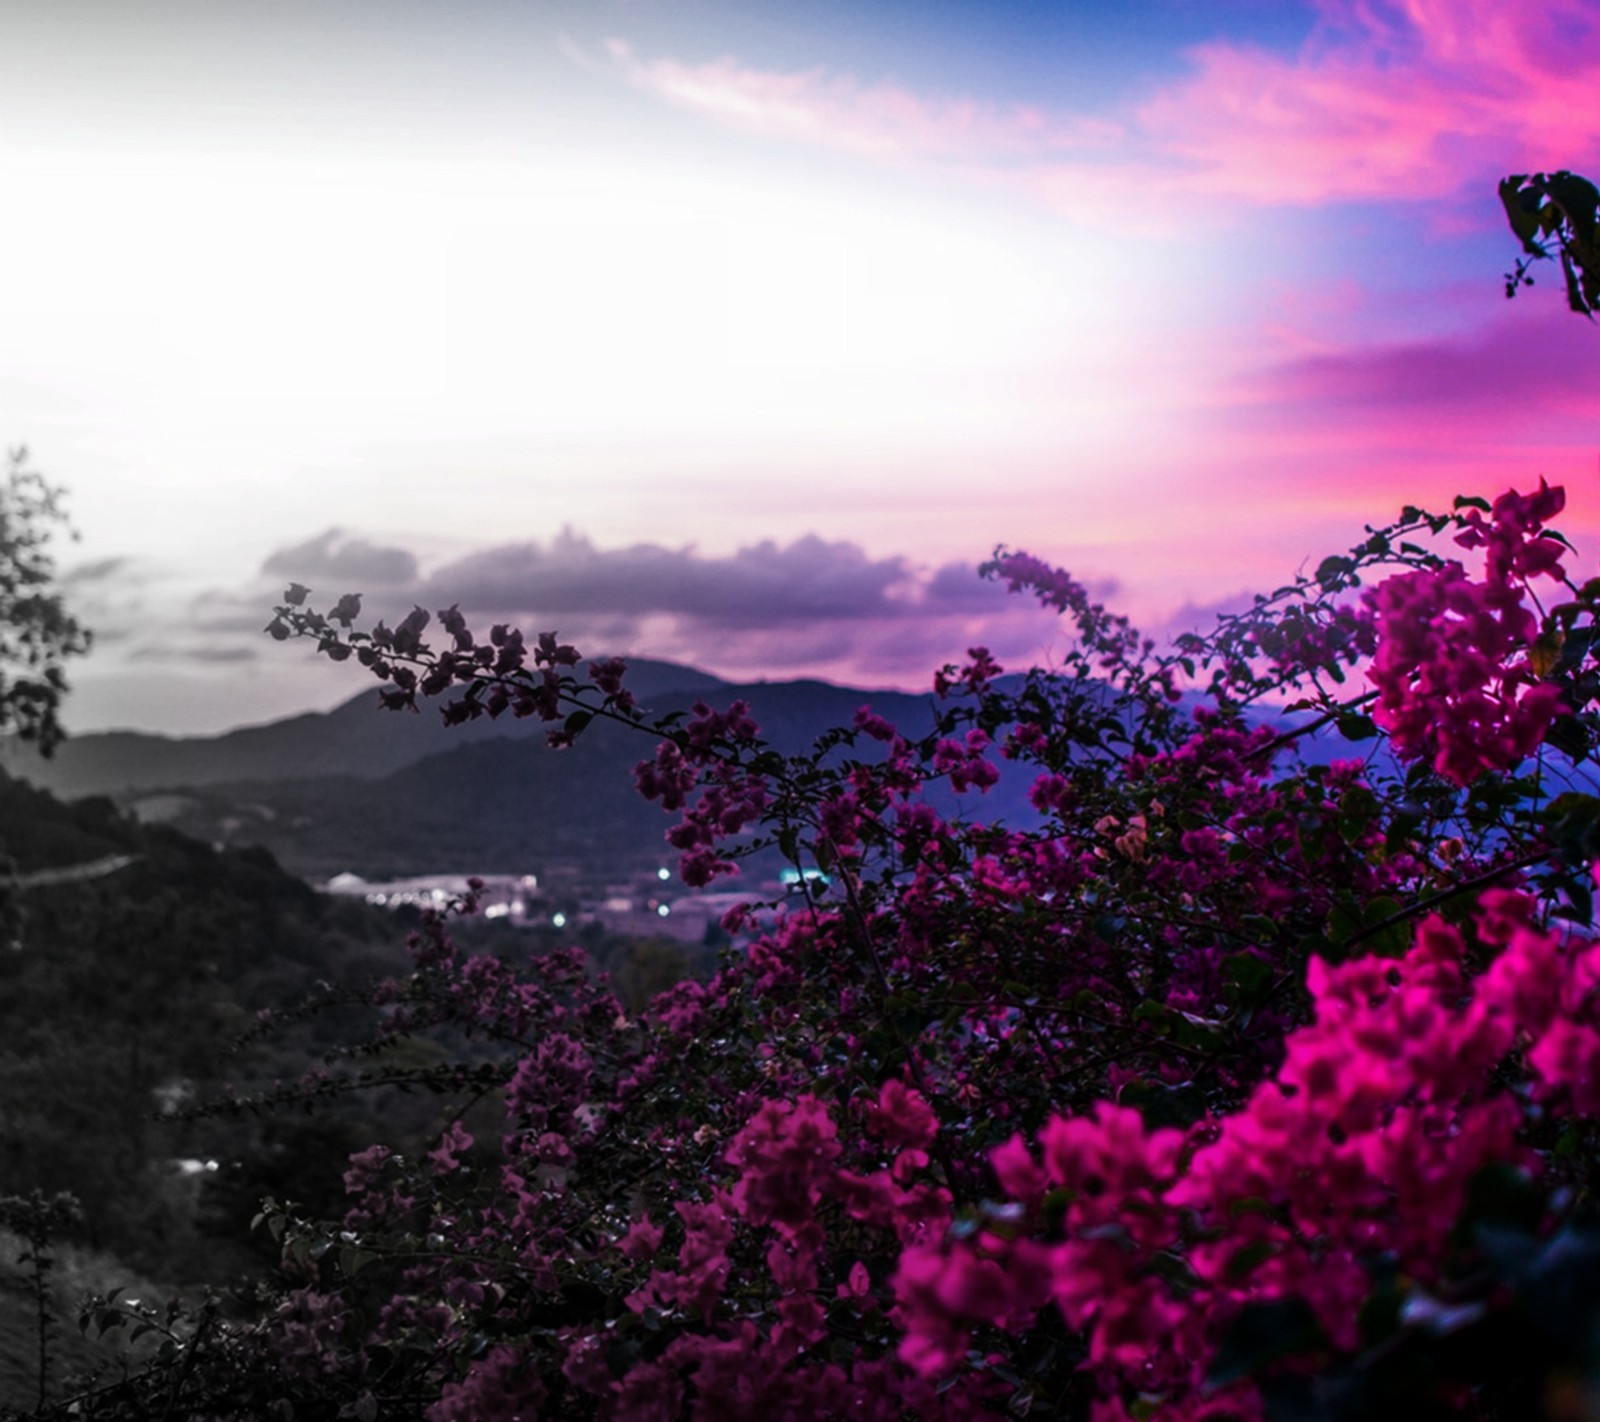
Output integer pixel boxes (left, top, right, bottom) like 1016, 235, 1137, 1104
12, 181, 1600, 1421
1501, 170, 1600, 317
0, 1193, 83, 1412
0, 449, 91, 758
29, 473, 1600, 1419
0, 781, 420, 1292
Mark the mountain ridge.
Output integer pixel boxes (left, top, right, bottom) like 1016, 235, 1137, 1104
0, 658, 739, 799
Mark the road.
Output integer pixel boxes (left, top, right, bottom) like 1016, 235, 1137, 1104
11, 854, 140, 890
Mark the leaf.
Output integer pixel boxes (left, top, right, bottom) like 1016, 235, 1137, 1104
1315, 555, 1352, 590
1119, 1079, 1209, 1131
339, 1245, 378, 1278
1555, 876, 1594, 926
1224, 1239, 1275, 1284
1205, 1297, 1327, 1390
1561, 249, 1594, 317
1529, 626, 1565, 677
1223, 950, 1276, 1007
1546, 170, 1600, 249
1500, 175, 1545, 252
1334, 711, 1377, 742
1557, 626, 1600, 674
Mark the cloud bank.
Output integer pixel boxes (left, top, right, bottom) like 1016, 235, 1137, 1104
605, 2, 1600, 217
245, 526, 1085, 690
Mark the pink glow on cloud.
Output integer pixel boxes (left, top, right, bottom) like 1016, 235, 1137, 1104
601, 38, 1122, 162
1136, 0, 1600, 204
1137, 296, 1600, 548
605, 2, 1600, 216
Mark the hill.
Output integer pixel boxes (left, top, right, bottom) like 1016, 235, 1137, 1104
91, 677, 968, 881
3, 657, 1373, 883
0, 658, 729, 800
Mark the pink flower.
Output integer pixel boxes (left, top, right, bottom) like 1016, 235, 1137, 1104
865, 1080, 939, 1152
616, 1213, 664, 1262
726, 1096, 841, 1236
427, 1121, 474, 1174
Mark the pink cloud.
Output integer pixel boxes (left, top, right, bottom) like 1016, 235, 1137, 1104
601, 3, 1600, 215
1250, 305, 1600, 420
1136, 0, 1600, 205
234, 526, 1078, 695
600, 38, 1123, 163
1118, 302, 1600, 574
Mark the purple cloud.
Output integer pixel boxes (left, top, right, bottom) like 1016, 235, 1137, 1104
262, 529, 419, 588
1260, 310, 1600, 416
421, 530, 912, 627
237, 526, 1077, 692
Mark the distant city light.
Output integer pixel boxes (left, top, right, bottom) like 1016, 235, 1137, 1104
657, 904, 670, 917
657, 867, 671, 881
778, 867, 831, 887
552, 912, 567, 928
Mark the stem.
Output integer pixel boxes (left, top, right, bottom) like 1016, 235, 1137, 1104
830, 854, 968, 1205
1342, 847, 1547, 955
1244, 690, 1380, 764
1254, 847, 1550, 1020
32, 1238, 51, 1411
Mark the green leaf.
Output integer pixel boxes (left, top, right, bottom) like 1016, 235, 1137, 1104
1222, 951, 1276, 1007
1546, 170, 1600, 249
1119, 1079, 1209, 1130
1562, 249, 1592, 316
1555, 877, 1593, 926
1335, 711, 1377, 741
1315, 555, 1352, 590
1205, 1297, 1326, 1390
1224, 1239, 1274, 1284
1500, 175, 1544, 251
339, 1245, 378, 1278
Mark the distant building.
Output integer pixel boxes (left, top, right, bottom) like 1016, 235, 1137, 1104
321, 871, 539, 920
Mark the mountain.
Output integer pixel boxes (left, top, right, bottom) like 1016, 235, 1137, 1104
3, 656, 1381, 883
71, 677, 966, 881
0, 658, 730, 799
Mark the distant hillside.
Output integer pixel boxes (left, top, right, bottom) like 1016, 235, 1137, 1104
108, 678, 966, 881
0, 658, 729, 799
3, 658, 1385, 882
0, 769, 420, 1286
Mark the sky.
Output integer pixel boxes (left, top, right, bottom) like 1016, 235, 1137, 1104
2, 0, 1598, 735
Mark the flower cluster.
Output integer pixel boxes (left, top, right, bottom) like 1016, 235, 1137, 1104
1367, 483, 1570, 784
899, 892, 1600, 1417
80, 481, 1600, 1420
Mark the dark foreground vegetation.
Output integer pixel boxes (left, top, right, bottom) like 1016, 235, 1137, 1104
0, 774, 714, 1413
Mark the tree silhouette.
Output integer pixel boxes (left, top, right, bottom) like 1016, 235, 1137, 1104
0, 449, 92, 758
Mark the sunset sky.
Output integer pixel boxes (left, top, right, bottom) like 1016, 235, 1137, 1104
3, 0, 1598, 734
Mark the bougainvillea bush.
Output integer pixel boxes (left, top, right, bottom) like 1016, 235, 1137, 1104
38, 480, 1600, 1421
